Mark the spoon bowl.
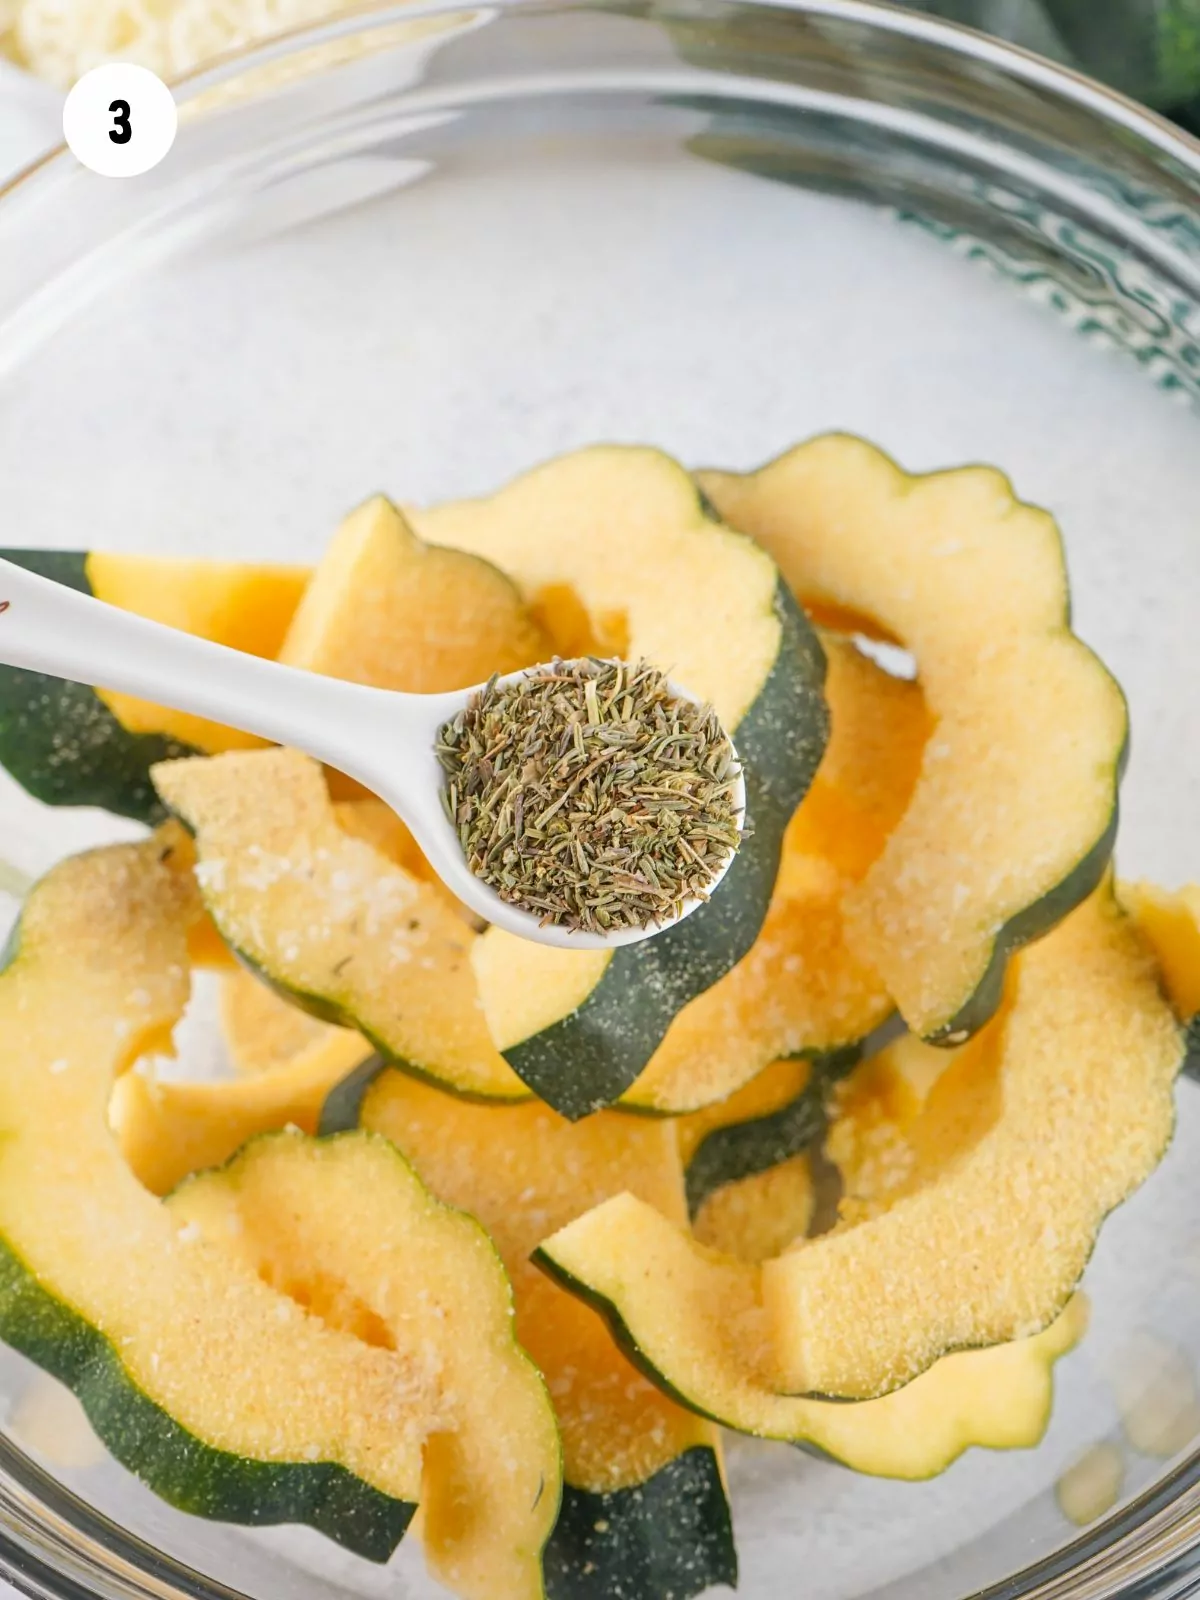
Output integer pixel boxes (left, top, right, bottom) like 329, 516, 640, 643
374, 660, 747, 951
0, 556, 744, 948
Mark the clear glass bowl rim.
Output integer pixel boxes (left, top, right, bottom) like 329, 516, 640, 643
0, 3, 1198, 1599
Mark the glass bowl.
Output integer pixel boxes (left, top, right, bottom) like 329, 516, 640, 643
0, 3, 1199, 1597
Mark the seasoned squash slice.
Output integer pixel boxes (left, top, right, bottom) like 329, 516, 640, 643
278, 493, 549, 691
0, 550, 308, 820
0, 832, 559, 1589
538, 884, 1181, 1406
111, 1029, 372, 1194
171, 1131, 560, 1600
152, 748, 527, 1103
540, 1197, 1086, 1478
413, 445, 829, 1117
701, 436, 1129, 1042
619, 636, 925, 1113
329, 1067, 736, 1598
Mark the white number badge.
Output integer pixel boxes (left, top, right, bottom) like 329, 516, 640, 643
62, 64, 178, 179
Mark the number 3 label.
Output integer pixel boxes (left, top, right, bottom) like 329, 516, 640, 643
108, 99, 132, 145
63, 65, 177, 178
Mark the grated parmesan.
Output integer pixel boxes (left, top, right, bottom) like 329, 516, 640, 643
9, 0, 359, 88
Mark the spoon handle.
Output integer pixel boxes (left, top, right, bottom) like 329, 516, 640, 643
0, 555, 396, 768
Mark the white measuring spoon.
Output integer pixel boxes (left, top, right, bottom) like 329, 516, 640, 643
0, 556, 745, 950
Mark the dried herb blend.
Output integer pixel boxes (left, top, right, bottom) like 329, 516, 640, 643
436, 659, 742, 933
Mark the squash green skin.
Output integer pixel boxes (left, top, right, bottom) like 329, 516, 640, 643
505, 581, 830, 1120
1186, 1014, 1200, 1080
318, 1054, 390, 1136
929, 779, 1126, 1046
0, 552, 194, 823
545, 1445, 735, 1600
0, 920, 413, 1563
685, 1067, 828, 1222
319, 1065, 737, 1600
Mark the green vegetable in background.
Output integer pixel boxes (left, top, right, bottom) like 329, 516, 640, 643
913, 0, 1200, 112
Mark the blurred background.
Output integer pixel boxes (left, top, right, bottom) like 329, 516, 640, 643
1, 0, 1200, 131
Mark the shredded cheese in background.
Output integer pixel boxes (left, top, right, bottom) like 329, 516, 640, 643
4, 0, 356, 86
0, 0, 22, 66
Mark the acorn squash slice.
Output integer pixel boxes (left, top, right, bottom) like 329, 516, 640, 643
278, 493, 549, 692
412, 444, 829, 1117
152, 747, 527, 1103
537, 883, 1181, 1407
323, 1063, 737, 1600
619, 635, 925, 1113
0, 550, 308, 821
169, 1130, 560, 1600
700, 436, 1129, 1042
0, 832, 560, 1589
539, 1197, 1086, 1478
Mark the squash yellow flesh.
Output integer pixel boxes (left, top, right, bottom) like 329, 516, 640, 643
1, 834, 559, 1591
677, 1060, 820, 1260
760, 886, 1177, 1397
676, 1059, 814, 1168
467, 631, 923, 1114
538, 1200, 1086, 1477
163, 731, 891, 1120
701, 436, 1128, 1041
152, 748, 526, 1102
220, 965, 342, 1074
413, 446, 782, 731
87, 554, 309, 754
111, 1030, 372, 1195
693, 1158, 816, 1263
826, 1034, 962, 1216
620, 638, 925, 1112
117, 1047, 718, 1499
471, 939, 612, 1056
172, 1133, 560, 1600
538, 885, 1180, 1405
278, 494, 549, 692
